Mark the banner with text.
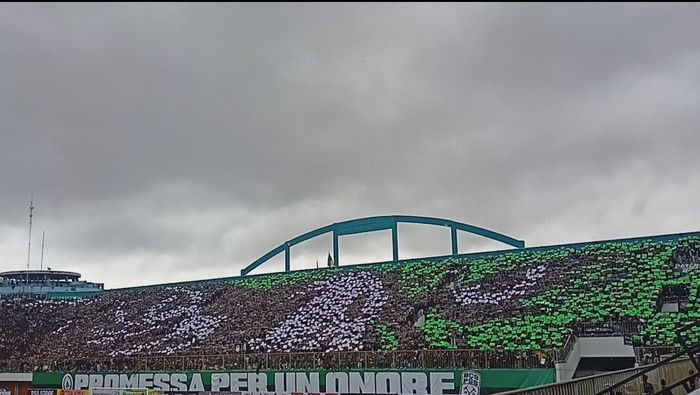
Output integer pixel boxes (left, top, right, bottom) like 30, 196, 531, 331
33, 369, 555, 395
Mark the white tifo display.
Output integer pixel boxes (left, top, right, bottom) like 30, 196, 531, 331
249, 271, 388, 352
91, 388, 151, 395
453, 264, 548, 305
81, 287, 226, 357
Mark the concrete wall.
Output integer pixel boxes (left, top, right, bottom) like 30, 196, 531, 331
555, 337, 636, 382
577, 337, 636, 358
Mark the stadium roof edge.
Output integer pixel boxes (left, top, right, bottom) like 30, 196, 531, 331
108, 229, 700, 293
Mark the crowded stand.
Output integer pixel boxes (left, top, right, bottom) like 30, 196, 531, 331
1, 235, 699, 373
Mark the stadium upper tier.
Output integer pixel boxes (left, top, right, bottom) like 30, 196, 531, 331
1, 232, 699, 372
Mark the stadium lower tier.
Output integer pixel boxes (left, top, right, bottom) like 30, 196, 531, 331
1, 233, 700, 371
3, 348, 557, 373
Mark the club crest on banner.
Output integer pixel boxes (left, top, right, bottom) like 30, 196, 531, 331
460, 370, 481, 395
62, 375, 74, 390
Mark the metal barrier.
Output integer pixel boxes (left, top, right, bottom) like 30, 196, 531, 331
596, 319, 700, 395
575, 320, 646, 337
0, 348, 559, 372
498, 319, 700, 395
497, 358, 695, 395
635, 346, 686, 366
557, 335, 575, 363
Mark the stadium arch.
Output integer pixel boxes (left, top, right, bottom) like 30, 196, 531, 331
240, 215, 525, 275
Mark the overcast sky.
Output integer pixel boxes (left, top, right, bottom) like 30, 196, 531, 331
1, 3, 699, 288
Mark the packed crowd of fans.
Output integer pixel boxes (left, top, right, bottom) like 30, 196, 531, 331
249, 271, 388, 353
0, 235, 699, 372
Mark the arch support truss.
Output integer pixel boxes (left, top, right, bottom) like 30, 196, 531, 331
240, 215, 524, 275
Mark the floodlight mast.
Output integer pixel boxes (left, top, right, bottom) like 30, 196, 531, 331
27, 198, 34, 271
40, 231, 46, 271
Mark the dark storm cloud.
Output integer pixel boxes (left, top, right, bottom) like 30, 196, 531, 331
1, 3, 699, 287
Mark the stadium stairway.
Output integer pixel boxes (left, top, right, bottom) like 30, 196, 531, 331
496, 322, 700, 394
597, 319, 700, 395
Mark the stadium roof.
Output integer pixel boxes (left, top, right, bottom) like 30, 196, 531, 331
0, 270, 82, 282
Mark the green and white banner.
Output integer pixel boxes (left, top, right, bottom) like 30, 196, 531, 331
34, 369, 555, 395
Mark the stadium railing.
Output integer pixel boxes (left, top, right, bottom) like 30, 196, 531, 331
574, 320, 647, 337
635, 346, 686, 366
0, 348, 559, 373
496, 358, 696, 395
556, 335, 575, 363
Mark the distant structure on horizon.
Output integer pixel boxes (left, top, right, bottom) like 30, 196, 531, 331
0, 269, 104, 299
0, 200, 105, 299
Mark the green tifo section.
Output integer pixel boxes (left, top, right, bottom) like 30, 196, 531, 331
402, 236, 700, 350
222, 234, 700, 351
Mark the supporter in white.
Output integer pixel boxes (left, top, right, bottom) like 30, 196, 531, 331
453, 264, 547, 305
80, 287, 226, 357
249, 271, 388, 352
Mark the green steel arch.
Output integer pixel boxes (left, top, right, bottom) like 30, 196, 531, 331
240, 215, 525, 275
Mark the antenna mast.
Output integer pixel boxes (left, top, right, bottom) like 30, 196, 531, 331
27, 198, 35, 270
40, 231, 46, 271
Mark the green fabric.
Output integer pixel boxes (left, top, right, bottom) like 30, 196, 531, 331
33, 369, 556, 392
478, 368, 555, 388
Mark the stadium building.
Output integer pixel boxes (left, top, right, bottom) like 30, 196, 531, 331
2, 216, 700, 395
0, 270, 104, 300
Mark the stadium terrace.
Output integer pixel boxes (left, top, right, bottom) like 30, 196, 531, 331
2, 222, 700, 394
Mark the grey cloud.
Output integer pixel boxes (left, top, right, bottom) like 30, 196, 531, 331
1, 3, 699, 287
